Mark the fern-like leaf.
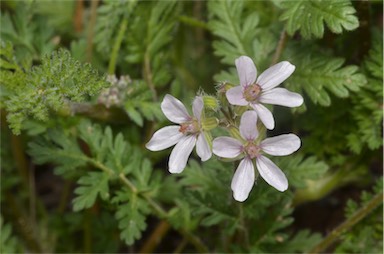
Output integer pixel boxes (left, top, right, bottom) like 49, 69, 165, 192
285, 54, 366, 106
347, 35, 383, 153
73, 172, 110, 211
2, 48, 108, 134
280, 0, 359, 39
112, 191, 150, 246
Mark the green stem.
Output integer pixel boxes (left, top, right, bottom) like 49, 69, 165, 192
309, 191, 383, 253
271, 30, 288, 65
143, 53, 158, 101
92, 163, 209, 253
108, 18, 128, 74
178, 15, 209, 30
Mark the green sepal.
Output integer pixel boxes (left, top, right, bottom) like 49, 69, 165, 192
201, 117, 219, 131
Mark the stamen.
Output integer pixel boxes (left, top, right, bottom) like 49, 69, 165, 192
244, 143, 260, 159
244, 84, 262, 102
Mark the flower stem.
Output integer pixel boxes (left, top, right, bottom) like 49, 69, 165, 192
271, 30, 288, 65
108, 18, 128, 75
309, 191, 383, 253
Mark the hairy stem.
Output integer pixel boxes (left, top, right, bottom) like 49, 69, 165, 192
271, 30, 288, 65
94, 164, 209, 252
108, 18, 128, 75
309, 191, 383, 253
143, 53, 158, 101
139, 220, 171, 253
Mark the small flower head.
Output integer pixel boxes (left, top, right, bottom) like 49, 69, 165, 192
213, 111, 301, 202
146, 94, 212, 173
226, 56, 304, 130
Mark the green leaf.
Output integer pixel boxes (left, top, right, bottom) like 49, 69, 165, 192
2, 48, 108, 134
276, 154, 329, 189
94, 0, 137, 54
347, 35, 383, 153
126, 106, 143, 126
27, 128, 89, 177
280, 0, 359, 39
73, 172, 110, 212
280, 230, 322, 253
285, 54, 366, 106
0, 216, 22, 253
113, 192, 150, 246
208, 0, 276, 67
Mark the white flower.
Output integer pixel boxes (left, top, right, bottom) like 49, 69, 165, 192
212, 111, 301, 202
226, 56, 303, 130
146, 94, 212, 173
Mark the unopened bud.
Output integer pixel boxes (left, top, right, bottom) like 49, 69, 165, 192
203, 95, 219, 111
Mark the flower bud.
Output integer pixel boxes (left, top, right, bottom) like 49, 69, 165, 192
203, 95, 219, 111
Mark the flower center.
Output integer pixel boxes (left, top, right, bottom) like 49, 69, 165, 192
179, 119, 200, 134
244, 143, 260, 159
244, 84, 262, 102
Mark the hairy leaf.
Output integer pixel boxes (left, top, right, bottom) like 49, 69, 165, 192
73, 172, 110, 211
280, 0, 359, 39
285, 54, 366, 106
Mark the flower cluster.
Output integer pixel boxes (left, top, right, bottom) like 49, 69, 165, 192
146, 56, 303, 201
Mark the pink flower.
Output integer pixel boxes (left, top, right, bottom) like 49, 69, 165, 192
212, 111, 301, 202
226, 56, 303, 130
146, 94, 212, 173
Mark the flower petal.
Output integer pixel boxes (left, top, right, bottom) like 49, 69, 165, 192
145, 126, 183, 151
231, 158, 255, 202
235, 56, 257, 87
256, 61, 295, 90
260, 134, 301, 156
161, 94, 190, 124
192, 96, 204, 121
196, 132, 212, 161
169, 135, 196, 173
226, 86, 248, 106
251, 103, 275, 130
256, 155, 288, 192
212, 137, 243, 158
239, 110, 258, 141
259, 88, 303, 107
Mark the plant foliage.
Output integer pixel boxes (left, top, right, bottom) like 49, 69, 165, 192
1, 46, 108, 134
279, 0, 359, 39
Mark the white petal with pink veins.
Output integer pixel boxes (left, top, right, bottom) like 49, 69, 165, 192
226, 86, 248, 106
256, 155, 288, 192
212, 137, 243, 158
196, 133, 212, 161
259, 88, 303, 107
239, 110, 259, 141
231, 158, 255, 202
256, 61, 295, 90
235, 56, 257, 87
145, 126, 183, 151
161, 94, 190, 124
261, 134, 301, 156
251, 103, 275, 130
192, 96, 204, 121
169, 135, 196, 173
